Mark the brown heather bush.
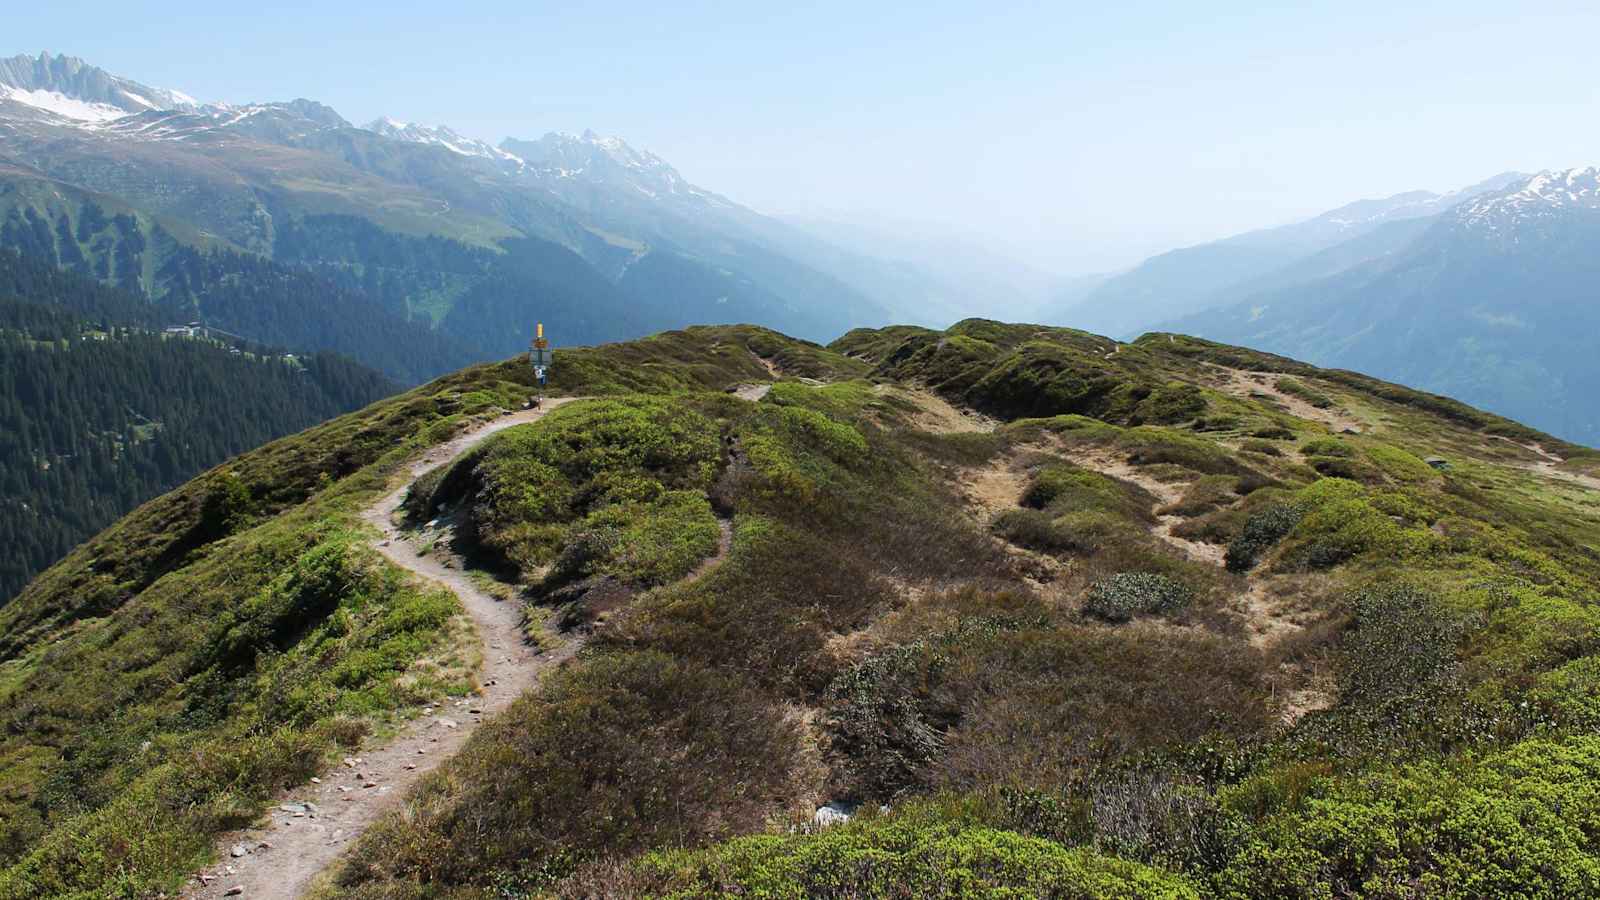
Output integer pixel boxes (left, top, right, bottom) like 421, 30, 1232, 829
333, 650, 804, 893
821, 619, 1272, 800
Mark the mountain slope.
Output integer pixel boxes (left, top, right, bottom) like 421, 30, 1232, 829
0, 249, 398, 606
1, 320, 1597, 898
0, 52, 198, 124
1047, 172, 1524, 338
1176, 167, 1600, 444
0, 53, 898, 371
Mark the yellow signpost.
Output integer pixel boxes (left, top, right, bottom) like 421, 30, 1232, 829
529, 322, 552, 404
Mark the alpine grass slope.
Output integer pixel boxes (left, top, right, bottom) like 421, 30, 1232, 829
0, 320, 1598, 898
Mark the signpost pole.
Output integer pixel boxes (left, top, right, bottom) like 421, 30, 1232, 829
530, 322, 551, 407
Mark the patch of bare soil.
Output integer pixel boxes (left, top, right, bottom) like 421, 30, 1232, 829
897, 386, 997, 435
185, 401, 588, 900
732, 383, 773, 402
1235, 581, 1306, 649
1065, 447, 1226, 567
1049, 443, 1337, 720
1212, 366, 1367, 434
952, 450, 1071, 589
751, 350, 782, 378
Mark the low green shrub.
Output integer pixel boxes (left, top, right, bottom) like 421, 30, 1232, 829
1159, 475, 1239, 517
619, 816, 1200, 899
1278, 481, 1442, 571
1193, 415, 1242, 433
1023, 464, 1144, 519
437, 398, 722, 579
1251, 425, 1296, 440
1118, 427, 1250, 476
1224, 505, 1304, 572
1083, 573, 1194, 623
1274, 377, 1333, 409
1240, 438, 1283, 457
1135, 382, 1208, 425
1300, 438, 1355, 458
993, 508, 1090, 554
1216, 735, 1600, 898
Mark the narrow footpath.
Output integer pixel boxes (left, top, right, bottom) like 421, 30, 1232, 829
185, 399, 582, 900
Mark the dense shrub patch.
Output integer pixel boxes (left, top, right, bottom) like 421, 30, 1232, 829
425, 398, 722, 582
616, 816, 1201, 899
1274, 377, 1333, 409
1225, 504, 1304, 572
1083, 573, 1194, 623
1215, 736, 1600, 898
333, 651, 804, 893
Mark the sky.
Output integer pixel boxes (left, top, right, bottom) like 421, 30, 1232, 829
13, 1, 1600, 273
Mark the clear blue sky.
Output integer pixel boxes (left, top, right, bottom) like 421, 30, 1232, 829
14, 1, 1600, 271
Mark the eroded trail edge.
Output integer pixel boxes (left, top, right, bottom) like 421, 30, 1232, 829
186, 400, 582, 900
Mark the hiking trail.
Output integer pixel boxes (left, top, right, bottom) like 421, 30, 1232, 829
185, 399, 586, 900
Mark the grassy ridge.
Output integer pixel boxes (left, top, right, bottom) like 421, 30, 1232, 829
4, 320, 1600, 897
0, 326, 822, 897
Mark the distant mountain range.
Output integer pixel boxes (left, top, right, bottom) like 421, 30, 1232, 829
8, 52, 1598, 445
0, 51, 1016, 382
1044, 167, 1600, 444
1169, 167, 1600, 444
1044, 172, 1527, 338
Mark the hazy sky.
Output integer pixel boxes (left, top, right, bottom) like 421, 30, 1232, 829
15, 1, 1600, 272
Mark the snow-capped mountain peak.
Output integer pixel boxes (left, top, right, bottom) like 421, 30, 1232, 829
1456, 167, 1600, 232
361, 116, 519, 162
0, 52, 199, 124
496, 129, 728, 206
1313, 172, 1526, 231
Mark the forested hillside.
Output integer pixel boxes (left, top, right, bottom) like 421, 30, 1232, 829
0, 251, 398, 603
1, 319, 1598, 898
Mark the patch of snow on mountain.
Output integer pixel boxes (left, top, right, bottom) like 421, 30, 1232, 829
363, 116, 513, 161
1457, 167, 1600, 231
1, 86, 129, 122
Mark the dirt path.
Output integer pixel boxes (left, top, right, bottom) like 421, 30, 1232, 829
1064, 447, 1226, 566
1491, 436, 1600, 492
1213, 367, 1367, 434
185, 400, 584, 900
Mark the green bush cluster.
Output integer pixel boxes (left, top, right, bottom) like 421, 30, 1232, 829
1023, 464, 1143, 515
1083, 573, 1194, 623
1224, 504, 1304, 572
1134, 382, 1209, 425
1279, 479, 1442, 571
616, 817, 1201, 899
1215, 735, 1600, 898
1299, 438, 1355, 458
433, 398, 723, 581
1274, 377, 1334, 409
740, 404, 870, 502
1160, 475, 1240, 517
993, 508, 1092, 554
1118, 427, 1250, 476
